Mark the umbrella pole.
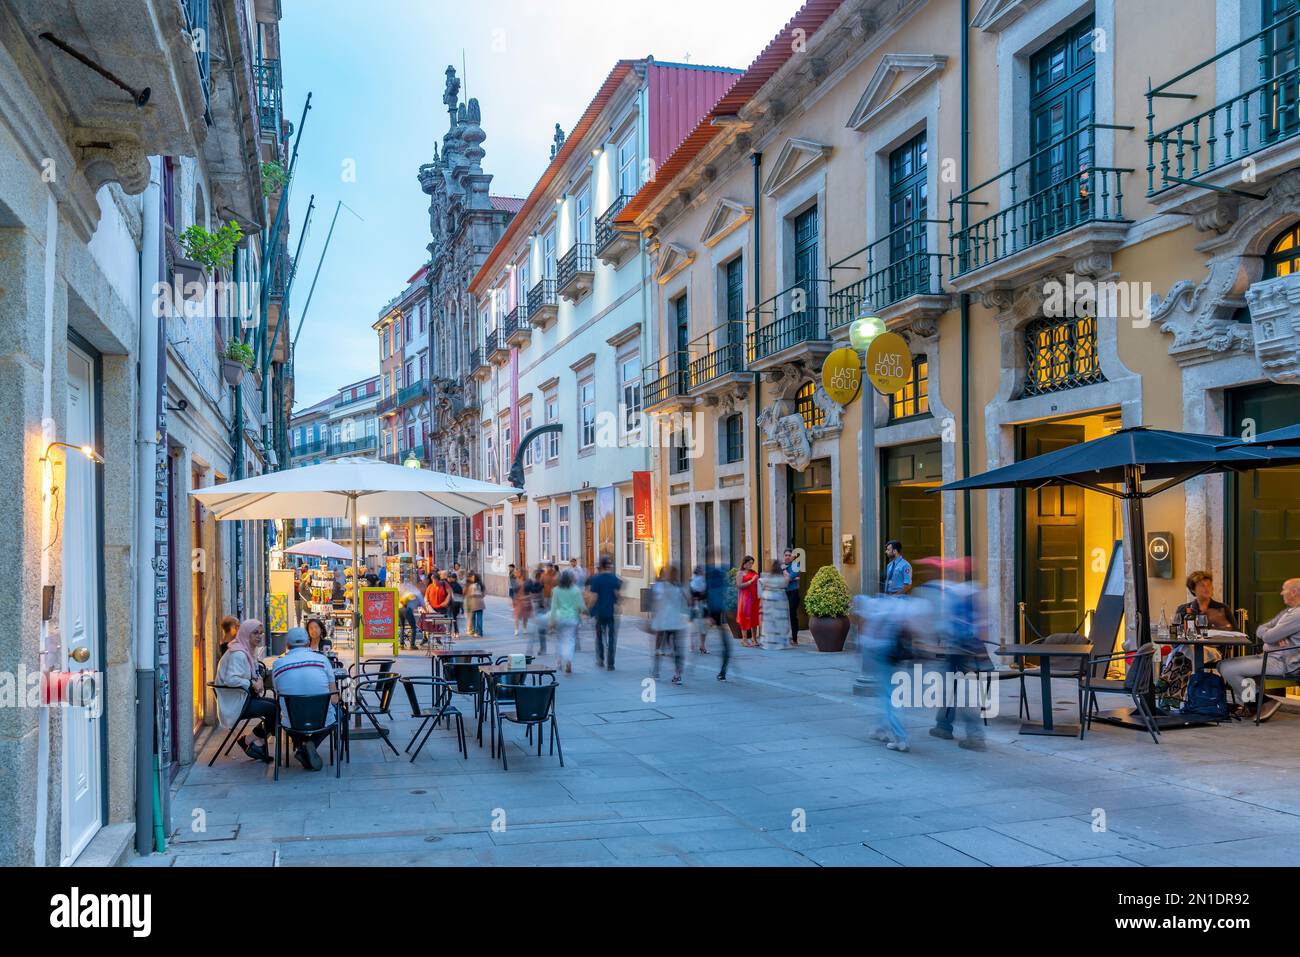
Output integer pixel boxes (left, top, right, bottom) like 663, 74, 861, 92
351, 493, 361, 727
1124, 464, 1159, 717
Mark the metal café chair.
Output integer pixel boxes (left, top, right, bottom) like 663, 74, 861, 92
494, 675, 562, 771
399, 675, 467, 762
274, 692, 343, 780
349, 673, 401, 756
1080, 643, 1160, 744
206, 681, 256, 766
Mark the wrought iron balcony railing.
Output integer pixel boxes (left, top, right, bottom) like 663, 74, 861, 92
687, 322, 749, 388
644, 353, 690, 408
329, 435, 377, 457
828, 221, 948, 331
254, 58, 283, 144
527, 279, 557, 321
948, 125, 1132, 278
1147, 8, 1300, 195
376, 392, 397, 415
469, 346, 483, 371
293, 438, 328, 457
483, 329, 499, 358
595, 194, 631, 254
746, 280, 831, 363
501, 306, 519, 341
396, 381, 428, 408
557, 243, 594, 292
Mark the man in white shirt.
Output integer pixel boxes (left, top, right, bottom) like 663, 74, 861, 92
1220, 578, 1300, 722
271, 628, 338, 770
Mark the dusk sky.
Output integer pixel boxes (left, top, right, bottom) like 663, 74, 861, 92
279, 0, 798, 405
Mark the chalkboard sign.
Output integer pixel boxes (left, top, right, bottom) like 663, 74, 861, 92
359, 587, 400, 655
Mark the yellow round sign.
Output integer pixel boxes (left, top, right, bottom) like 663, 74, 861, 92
865, 331, 913, 395
821, 347, 863, 405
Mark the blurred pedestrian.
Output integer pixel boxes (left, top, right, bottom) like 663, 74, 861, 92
549, 569, 584, 674
465, 572, 485, 637
586, 555, 623, 670
525, 566, 548, 655
689, 565, 708, 654
736, 556, 760, 646
705, 551, 732, 681
649, 565, 689, 684
759, 560, 791, 650
852, 593, 911, 752
447, 571, 464, 637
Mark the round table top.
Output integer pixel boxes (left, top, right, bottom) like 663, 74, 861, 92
997, 643, 1093, 656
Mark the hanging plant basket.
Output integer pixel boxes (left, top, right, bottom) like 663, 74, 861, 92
174, 255, 207, 302
221, 358, 245, 386
220, 340, 255, 387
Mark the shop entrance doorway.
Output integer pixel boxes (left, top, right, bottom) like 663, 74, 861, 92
883, 441, 943, 586
789, 458, 833, 632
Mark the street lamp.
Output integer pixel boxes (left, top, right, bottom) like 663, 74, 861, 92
852, 309, 885, 598
403, 452, 421, 469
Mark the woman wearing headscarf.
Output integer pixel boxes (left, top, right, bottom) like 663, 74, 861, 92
213, 619, 274, 762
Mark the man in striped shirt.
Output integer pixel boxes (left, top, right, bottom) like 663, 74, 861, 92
271, 628, 338, 771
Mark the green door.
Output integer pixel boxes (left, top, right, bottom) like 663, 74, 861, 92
1229, 383, 1300, 629
789, 458, 833, 632
1019, 423, 1086, 639
883, 441, 942, 586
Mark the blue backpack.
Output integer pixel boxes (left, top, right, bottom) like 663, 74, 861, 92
1182, 671, 1229, 719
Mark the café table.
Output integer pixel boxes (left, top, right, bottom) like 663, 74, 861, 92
428, 648, 490, 712
997, 643, 1092, 737
1169, 632, 1253, 673
478, 662, 554, 758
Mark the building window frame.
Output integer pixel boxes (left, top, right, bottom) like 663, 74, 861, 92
622, 494, 644, 570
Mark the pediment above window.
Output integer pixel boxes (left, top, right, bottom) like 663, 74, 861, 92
970, 0, 1047, 32
761, 138, 832, 198
846, 54, 947, 131
655, 243, 696, 285
700, 199, 753, 248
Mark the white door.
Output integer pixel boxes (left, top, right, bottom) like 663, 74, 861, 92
61, 343, 103, 864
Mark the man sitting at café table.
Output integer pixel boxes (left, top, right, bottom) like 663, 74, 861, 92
270, 627, 338, 771
1219, 578, 1300, 722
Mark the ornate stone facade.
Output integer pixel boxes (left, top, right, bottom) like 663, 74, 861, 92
418, 66, 517, 565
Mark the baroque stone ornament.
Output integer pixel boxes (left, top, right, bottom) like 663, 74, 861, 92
78, 130, 149, 195
1245, 273, 1300, 382
810, 384, 844, 434
1150, 263, 1253, 355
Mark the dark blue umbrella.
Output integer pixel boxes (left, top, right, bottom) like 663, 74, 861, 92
936, 427, 1300, 646
1216, 423, 1300, 449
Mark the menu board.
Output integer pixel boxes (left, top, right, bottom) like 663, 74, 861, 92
359, 587, 400, 655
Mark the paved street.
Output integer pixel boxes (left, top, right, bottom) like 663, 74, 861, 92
137, 597, 1300, 867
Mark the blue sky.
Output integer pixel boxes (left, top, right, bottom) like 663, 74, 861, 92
279, 0, 798, 406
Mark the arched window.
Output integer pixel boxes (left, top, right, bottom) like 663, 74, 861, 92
1264, 223, 1300, 278
796, 382, 824, 429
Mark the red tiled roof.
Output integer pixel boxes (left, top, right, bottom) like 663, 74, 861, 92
405, 264, 429, 285
616, 0, 846, 228
490, 195, 526, 214
469, 59, 642, 295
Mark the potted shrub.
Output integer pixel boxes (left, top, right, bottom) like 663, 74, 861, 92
804, 564, 851, 652
178, 220, 244, 301
221, 339, 254, 387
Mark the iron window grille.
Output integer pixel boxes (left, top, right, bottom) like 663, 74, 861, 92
796, 382, 825, 430
1021, 314, 1106, 397
889, 356, 931, 422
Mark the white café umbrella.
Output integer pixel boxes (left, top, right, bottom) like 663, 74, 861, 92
191, 457, 517, 674
285, 538, 353, 561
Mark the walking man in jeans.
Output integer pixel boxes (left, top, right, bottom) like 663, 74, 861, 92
585, 556, 623, 670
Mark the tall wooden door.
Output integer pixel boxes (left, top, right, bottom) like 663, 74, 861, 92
515, 514, 527, 571
191, 466, 206, 734
582, 501, 595, 571
1230, 383, 1300, 627
1020, 423, 1086, 639
790, 459, 833, 631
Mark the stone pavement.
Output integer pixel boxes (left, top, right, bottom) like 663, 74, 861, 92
135, 596, 1300, 867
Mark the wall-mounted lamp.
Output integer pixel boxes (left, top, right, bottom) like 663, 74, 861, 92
591, 147, 603, 157
41, 441, 105, 465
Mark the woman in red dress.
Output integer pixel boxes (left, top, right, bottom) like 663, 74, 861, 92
736, 556, 760, 647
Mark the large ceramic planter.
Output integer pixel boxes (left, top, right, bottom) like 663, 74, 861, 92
809, 615, 850, 652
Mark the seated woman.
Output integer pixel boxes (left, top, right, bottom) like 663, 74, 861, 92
212, 619, 274, 763
1175, 570, 1234, 631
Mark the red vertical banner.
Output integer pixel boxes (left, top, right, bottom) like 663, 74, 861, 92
632, 471, 654, 541
473, 511, 485, 544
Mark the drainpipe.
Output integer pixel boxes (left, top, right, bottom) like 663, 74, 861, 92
959, 0, 973, 561
751, 152, 763, 559
134, 158, 164, 855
